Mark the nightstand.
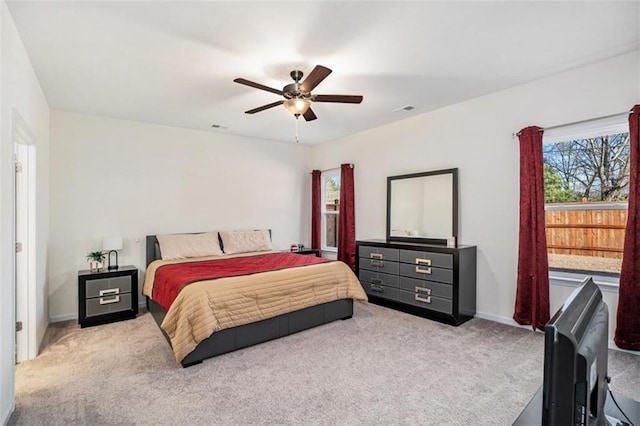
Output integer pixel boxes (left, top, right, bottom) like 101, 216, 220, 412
292, 249, 321, 257
78, 265, 138, 328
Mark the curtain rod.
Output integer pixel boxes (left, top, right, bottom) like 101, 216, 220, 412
513, 110, 631, 138
310, 164, 354, 173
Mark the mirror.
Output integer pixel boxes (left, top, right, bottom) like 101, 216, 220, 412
386, 168, 458, 245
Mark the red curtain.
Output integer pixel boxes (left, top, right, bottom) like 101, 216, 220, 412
514, 126, 550, 331
338, 164, 356, 271
615, 105, 640, 350
311, 170, 322, 251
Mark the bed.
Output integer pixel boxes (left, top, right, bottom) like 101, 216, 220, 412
143, 231, 367, 367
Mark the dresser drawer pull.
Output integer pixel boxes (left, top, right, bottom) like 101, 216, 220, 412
415, 294, 431, 304
415, 266, 432, 274
371, 278, 382, 285
415, 258, 432, 266
415, 286, 431, 295
371, 284, 384, 293
99, 288, 120, 296
370, 260, 384, 268
370, 253, 384, 260
99, 296, 120, 305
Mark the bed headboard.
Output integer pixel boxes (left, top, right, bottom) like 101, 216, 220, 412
146, 235, 161, 267
145, 230, 272, 268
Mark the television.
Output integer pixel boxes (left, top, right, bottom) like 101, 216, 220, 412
542, 277, 610, 426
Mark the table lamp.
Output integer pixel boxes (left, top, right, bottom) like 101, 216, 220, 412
102, 236, 123, 270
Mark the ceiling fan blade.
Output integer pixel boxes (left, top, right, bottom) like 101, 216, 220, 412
234, 78, 283, 96
245, 100, 284, 114
313, 94, 363, 104
299, 65, 332, 92
303, 108, 317, 122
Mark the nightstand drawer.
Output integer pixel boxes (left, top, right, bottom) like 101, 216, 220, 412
86, 293, 132, 317
85, 276, 132, 298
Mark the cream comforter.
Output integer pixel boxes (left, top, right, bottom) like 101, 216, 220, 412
142, 252, 367, 362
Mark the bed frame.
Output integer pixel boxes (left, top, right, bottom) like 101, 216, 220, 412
145, 235, 354, 368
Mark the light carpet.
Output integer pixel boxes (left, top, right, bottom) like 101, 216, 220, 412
8, 302, 640, 425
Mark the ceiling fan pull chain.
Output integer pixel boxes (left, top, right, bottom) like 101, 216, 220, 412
295, 116, 300, 143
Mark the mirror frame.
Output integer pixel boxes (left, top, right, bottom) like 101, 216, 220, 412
386, 168, 458, 245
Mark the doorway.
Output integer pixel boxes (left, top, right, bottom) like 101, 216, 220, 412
13, 110, 37, 363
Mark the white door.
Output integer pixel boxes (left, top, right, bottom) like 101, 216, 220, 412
15, 144, 29, 362
13, 111, 37, 363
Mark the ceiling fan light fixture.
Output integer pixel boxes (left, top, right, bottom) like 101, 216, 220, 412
284, 98, 311, 116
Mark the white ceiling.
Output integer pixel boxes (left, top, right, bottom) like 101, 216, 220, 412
7, 1, 640, 145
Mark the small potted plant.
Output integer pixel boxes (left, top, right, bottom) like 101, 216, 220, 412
86, 251, 106, 272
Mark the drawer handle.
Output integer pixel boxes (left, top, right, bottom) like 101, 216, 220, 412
416, 258, 432, 266
415, 286, 431, 295
370, 253, 383, 260
415, 294, 431, 304
99, 296, 120, 305
99, 288, 120, 296
371, 278, 382, 285
371, 284, 384, 293
371, 260, 384, 268
415, 266, 432, 274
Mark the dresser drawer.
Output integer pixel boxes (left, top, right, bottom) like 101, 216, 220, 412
399, 249, 453, 269
398, 289, 453, 314
399, 277, 453, 299
359, 257, 400, 275
85, 293, 132, 317
400, 263, 453, 284
358, 246, 399, 262
359, 270, 400, 288
362, 282, 400, 301
85, 275, 132, 298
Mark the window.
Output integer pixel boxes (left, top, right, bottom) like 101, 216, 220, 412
543, 116, 630, 276
322, 169, 340, 251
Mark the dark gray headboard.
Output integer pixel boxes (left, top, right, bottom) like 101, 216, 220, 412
146, 235, 161, 267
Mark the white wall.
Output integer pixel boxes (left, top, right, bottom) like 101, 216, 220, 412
48, 111, 310, 321
310, 51, 639, 332
0, 2, 50, 423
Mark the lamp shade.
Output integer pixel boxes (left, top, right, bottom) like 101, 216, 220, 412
102, 236, 123, 251
284, 98, 311, 116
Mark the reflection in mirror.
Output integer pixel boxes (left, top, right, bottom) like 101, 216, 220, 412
387, 168, 458, 244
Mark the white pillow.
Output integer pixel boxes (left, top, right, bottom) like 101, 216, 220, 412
156, 232, 223, 260
219, 230, 273, 254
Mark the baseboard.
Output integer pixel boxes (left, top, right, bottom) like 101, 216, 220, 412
2, 402, 15, 426
49, 313, 76, 323
474, 311, 535, 331
475, 311, 638, 356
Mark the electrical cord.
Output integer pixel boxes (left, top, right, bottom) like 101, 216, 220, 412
606, 376, 636, 426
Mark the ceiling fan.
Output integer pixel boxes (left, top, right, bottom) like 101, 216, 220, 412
233, 65, 363, 121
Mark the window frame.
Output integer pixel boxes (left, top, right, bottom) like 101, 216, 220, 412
542, 116, 630, 287
321, 168, 340, 253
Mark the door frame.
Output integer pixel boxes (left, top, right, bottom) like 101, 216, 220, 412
13, 109, 37, 362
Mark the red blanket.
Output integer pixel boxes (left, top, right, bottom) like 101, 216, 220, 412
153, 252, 331, 311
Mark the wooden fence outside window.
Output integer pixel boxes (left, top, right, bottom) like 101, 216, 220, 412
545, 203, 628, 259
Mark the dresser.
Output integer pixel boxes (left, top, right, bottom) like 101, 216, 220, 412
78, 265, 138, 328
356, 240, 476, 326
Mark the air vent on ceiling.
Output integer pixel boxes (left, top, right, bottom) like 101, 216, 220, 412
392, 105, 416, 113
